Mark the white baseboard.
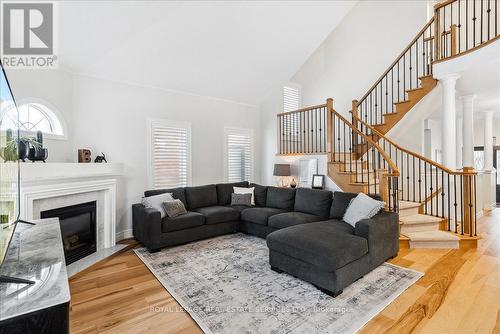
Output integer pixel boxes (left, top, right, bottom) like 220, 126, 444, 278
116, 228, 133, 241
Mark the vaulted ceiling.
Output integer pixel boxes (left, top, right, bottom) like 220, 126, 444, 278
58, 1, 356, 105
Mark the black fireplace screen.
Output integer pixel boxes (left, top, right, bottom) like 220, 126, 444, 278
41, 201, 97, 265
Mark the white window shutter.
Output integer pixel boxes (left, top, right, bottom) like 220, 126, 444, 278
283, 85, 300, 113
225, 128, 253, 182
150, 120, 191, 189
283, 86, 301, 145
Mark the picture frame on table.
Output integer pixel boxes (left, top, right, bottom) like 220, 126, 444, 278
311, 174, 325, 189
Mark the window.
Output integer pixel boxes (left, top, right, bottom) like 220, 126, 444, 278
283, 85, 300, 113
283, 85, 301, 146
149, 120, 191, 189
474, 150, 484, 170
0, 102, 64, 137
225, 127, 253, 182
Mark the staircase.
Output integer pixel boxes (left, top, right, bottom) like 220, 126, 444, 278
276, 0, 500, 249
373, 75, 437, 135
398, 201, 460, 248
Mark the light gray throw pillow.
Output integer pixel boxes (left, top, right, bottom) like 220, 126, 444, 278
343, 193, 386, 227
141, 192, 174, 218
231, 193, 252, 206
233, 186, 255, 205
163, 199, 187, 218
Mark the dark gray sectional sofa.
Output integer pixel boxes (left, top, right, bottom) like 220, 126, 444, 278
132, 181, 399, 296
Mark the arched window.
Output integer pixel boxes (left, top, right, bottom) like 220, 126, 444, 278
0, 102, 65, 138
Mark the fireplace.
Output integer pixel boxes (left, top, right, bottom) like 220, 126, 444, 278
41, 201, 97, 265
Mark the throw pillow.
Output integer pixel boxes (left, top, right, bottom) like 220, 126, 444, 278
343, 193, 386, 227
233, 186, 255, 205
230, 193, 252, 206
163, 199, 187, 218
141, 192, 174, 218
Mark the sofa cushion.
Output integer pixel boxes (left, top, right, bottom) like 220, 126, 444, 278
268, 212, 323, 230
186, 185, 218, 210
161, 211, 205, 233
228, 205, 251, 213
250, 183, 268, 207
240, 207, 286, 226
329, 191, 357, 219
266, 221, 368, 271
343, 193, 386, 227
193, 206, 240, 225
266, 187, 296, 210
163, 199, 187, 218
141, 192, 174, 218
145, 187, 187, 207
330, 191, 384, 219
294, 188, 332, 218
216, 181, 249, 206
322, 219, 356, 234
231, 193, 252, 206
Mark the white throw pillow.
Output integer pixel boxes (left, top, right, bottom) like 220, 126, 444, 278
233, 186, 255, 206
141, 192, 174, 218
342, 193, 386, 227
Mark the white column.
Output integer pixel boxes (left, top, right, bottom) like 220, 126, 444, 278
484, 111, 494, 171
456, 117, 463, 168
441, 74, 460, 169
461, 95, 475, 168
424, 119, 432, 159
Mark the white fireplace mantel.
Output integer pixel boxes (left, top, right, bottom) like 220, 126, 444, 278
19, 163, 123, 249
20, 162, 124, 185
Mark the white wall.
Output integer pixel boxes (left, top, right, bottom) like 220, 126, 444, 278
6, 69, 74, 162
260, 1, 428, 189
71, 75, 261, 236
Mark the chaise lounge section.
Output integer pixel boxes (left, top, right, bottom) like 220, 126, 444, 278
132, 182, 399, 295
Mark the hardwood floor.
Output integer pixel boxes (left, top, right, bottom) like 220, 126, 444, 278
69, 209, 500, 334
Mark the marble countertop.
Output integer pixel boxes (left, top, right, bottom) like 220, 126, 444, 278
0, 218, 70, 322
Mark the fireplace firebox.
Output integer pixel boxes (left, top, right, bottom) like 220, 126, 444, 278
41, 201, 97, 265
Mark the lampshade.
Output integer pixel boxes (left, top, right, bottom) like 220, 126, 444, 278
273, 164, 291, 176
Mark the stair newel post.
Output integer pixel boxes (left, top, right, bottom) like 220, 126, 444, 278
326, 98, 334, 162
378, 169, 389, 209
434, 5, 441, 61
450, 24, 458, 56
352, 100, 359, 159
462, 167, 476, 236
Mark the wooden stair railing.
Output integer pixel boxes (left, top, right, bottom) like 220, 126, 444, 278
353, 0, 500, 135
353, 113, 478, 237
277, 104, 328, 155
276, 99, 401, 212
434, 0, 500, 62
327, 99, 400, 212
353, 18, 436, 135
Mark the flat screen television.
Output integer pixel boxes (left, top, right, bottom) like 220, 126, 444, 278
0, 61, 32, 284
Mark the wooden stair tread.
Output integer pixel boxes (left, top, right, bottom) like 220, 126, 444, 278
384, 112, 399, 116
399, 201, 421, 210
393, 100, 411, 106
400, 214, 443, 225
406, 87, 424, 93
403, 230, 460, 241
337, 170, 373, 175
418, 74, 434, 80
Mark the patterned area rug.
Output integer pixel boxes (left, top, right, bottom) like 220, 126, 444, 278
135, 233, 422, 334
